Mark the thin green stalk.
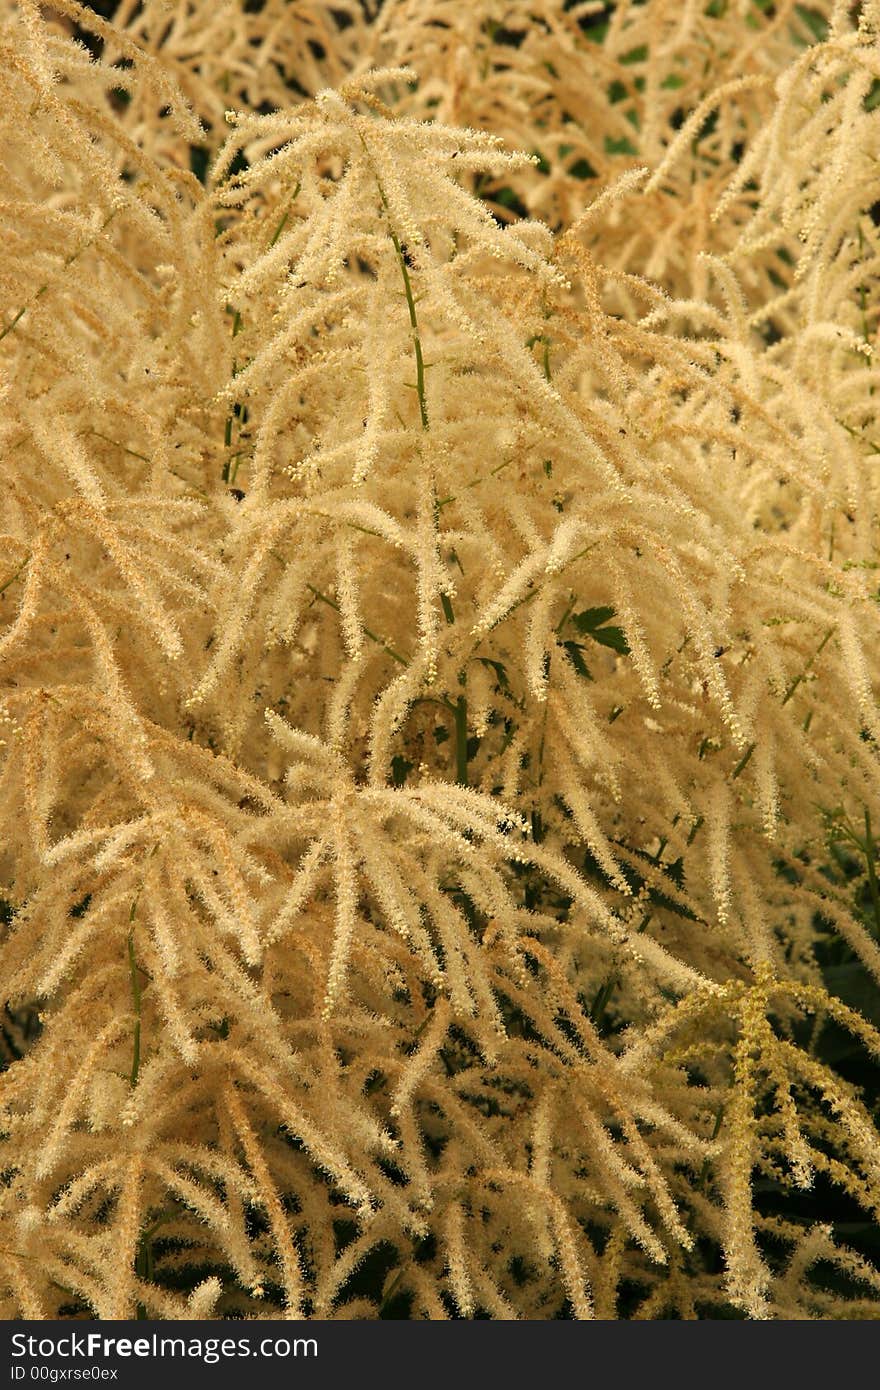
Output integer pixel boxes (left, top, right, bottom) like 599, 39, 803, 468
306, 583, 408, 665
378, 1266, 406, 1316
0, 302, 34, 342
591, 913, 650, 1032
863, 808, 880, 938
554, 591, 577, 636
781, 626, 834, 706
127, 929, 142, 1089
268, 180, 301, 248
359, 131, 429, 431
390, 224, 428, 430
699, 1105, 724, 1192
134, 1229, 154, 1320
731, 741, 756, 780
436, 457, 511, 511
86, 430, 152, 464
499, 543, 601, 632
126, 845, 157, 1089
453, 695, 469, 786
0, 556, 29, 598
590, 973, 618, 1030
1, 210, 117, 342
222, 305, 245, 483
536, 694, 550, 786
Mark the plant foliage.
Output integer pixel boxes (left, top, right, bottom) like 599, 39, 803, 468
1, 0, 880, 1320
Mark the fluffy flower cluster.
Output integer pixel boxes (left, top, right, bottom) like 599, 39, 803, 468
1, 0, 879, 1319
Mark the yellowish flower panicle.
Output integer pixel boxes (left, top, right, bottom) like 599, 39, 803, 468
0, 0, 878, 1321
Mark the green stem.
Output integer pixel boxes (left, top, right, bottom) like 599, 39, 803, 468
1, 211, 117, 342
127, 930, 141, 1089
863, 809, 880, 939
554, 592, 577, 636
391, 226, 428, 430
221, 306, 245, 482
699, 1104, 724, 1192
541, 289, 552, 382
359, 132, 429, 431
590, 973, 618, 1030
378, 1267, 405, 1316
306, 584, 408, 665
453, 695, 469, 786
781, 627, 834, 706
134, 1230, 153, 1320
731, 742, 756, 780
268, 180, 301, 248
436, 458, 511, 512
86, 430, 152, 464
0, 556, 29, 598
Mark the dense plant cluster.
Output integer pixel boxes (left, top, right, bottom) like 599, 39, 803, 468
1, 0, 879, 1319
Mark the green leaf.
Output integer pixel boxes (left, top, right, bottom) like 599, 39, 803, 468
794, 4, 828, 42
573, 605, 615, 629
823, 962, 880, 1028
475, 657, 510, 692
571, 607, 630, 655
604, 135, 638, 157
590, 626, 629, 654
391, 755, 413, 787
562, 641, 593, 680
569, 157, 597, 181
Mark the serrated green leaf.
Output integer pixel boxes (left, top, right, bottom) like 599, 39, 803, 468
563, 641, 593, 680
573, 606, 615, 629
391, 755, 412, 787
475, 657, 510, 692
572, 607, 630, 654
